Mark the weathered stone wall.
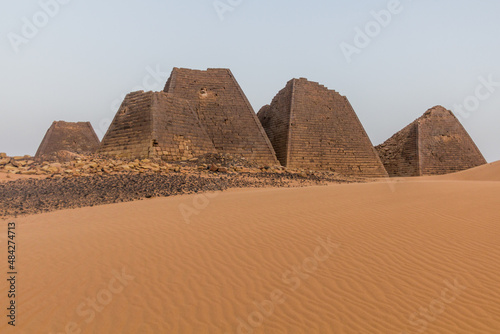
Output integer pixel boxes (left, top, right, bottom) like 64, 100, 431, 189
150, 93, 217, 160
98, 91, 155, 159
376, 106, 487, 176
375, 123, 420, 177
258, 78, 388, 177
164, 68, 278, 165
35, 121, 100, 158
257, 81, 293, 166
98, 91, 216, 160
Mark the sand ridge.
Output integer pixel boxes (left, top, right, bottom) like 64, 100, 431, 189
432, 160, 500, 181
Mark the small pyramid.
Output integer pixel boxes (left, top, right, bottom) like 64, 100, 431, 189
376, 106, 487, 176
98, 91, 217, 160
257, 78, 388, 177
35, 121, 100, 158
164, 68, 278, 165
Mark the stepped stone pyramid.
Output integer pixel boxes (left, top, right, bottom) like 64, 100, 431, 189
35, 121, 100, 158
375, 106, 487, 176
164, 68, 278, 165
98, 91, 217, 160
257, 78, 388, 177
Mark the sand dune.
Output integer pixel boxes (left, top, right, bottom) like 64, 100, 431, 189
1, 178, 499, 333
431, 160, 500, 182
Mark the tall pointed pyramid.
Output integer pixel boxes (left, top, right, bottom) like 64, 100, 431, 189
375, 106, 487, 176
257, 78, 388, 177
164, 68, 278, 165
98, 91, 217, 160
35, 121, 100, 158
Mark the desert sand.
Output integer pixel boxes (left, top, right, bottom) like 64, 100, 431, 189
1, 163, 500, 333
0, 173, 46, 183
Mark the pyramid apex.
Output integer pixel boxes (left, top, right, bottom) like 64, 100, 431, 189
421, 105, 453, 118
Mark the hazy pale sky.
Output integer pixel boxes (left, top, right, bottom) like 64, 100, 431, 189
1, 0, 499, 162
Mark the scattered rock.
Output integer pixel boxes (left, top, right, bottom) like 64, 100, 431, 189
4, 165, 18, 173
0, 169, 355, 216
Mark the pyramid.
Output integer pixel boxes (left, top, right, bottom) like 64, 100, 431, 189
375, 106, 487, 176
257, 78, 388, 177
164, 68, 278, 165
98, 91, 217, 160
35, 121, 100, 158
